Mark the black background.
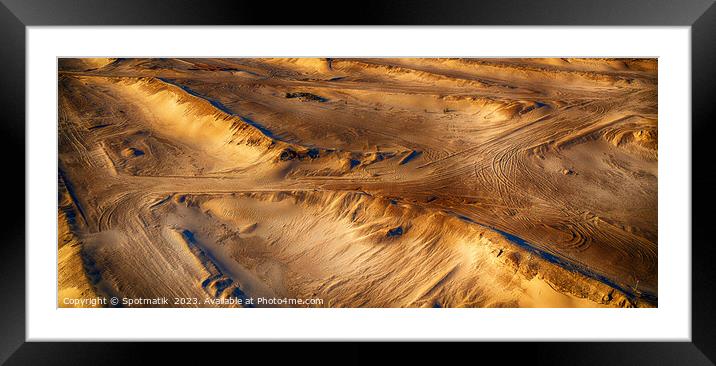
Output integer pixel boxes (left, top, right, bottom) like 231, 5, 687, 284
1, 0, 714, 365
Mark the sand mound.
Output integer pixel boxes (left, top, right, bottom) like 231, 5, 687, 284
59, 58, 117, 72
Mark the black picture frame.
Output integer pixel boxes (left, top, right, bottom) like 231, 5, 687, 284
1, 0, 714, 364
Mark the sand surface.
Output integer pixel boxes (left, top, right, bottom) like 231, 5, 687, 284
58, 58, 657, 307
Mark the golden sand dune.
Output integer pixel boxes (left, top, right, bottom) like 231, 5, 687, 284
57, 58, 657, 308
